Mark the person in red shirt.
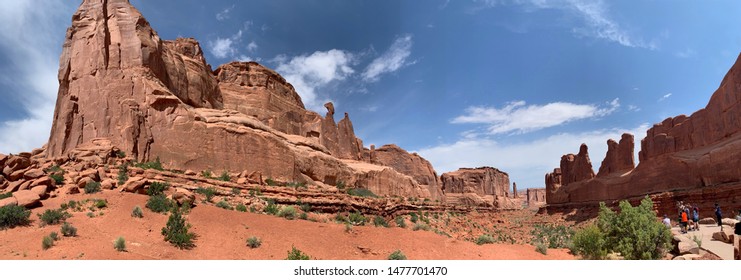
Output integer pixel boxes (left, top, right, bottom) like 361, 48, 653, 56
680, 207, 689, 234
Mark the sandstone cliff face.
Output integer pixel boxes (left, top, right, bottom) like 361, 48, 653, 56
597, 133, 635, 177
440, 167, 516, 208
526, 188, 546, 205
544, 53, 741, 213
366, 144, 444, 201
42, 0, 438, 199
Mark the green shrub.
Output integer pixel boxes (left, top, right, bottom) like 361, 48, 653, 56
278, 206, 297, 220
265, 178, 277, 186
216, 200, 233, 210
118, 163, 129, 186
348, 211, 367, 226
134, 157, 164, 171
49, 231, 59, 241
147, 182, 169, 196
61, 222, 77, 237
42, 235, 54, 250
373, 216, 389, 227
347, 188, 377, 198
412, 223, 430, 231
0, 204, 31, 229
299, 203, 311, 212
38, 209, 70, 226
286, 246, 311, 260
87, 212, 95, 218
161, 209, 195, 249
84, 181, 101, 194
395, 216, 407, 228
94, 199, 107, 209
218, 171, 231, 182
201, 170, 213, 179
570, 224, 606, 260
410, 213, 418, 223
388, 250, 407, 260
195, 187, 216, 202
236, 203, 247, 212
247, 236, 261, 248
570, 197, 672, 260
0, 192, 12, 200
231, 188, 240, 195
146, 194, 174, 214
264, 200, 279, 215
49, 174, 65, 185
131, 206, 144, 218
476, 234, 495, 245
114, 236, 126, 252
116, 150, 126, 158
336, 181, 346, 190
299, 212, 308, 220
531, 224, 574, 249
535, 242, 548, 255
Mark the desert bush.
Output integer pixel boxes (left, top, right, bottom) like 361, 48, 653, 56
247, 236, 261, 248
146, 194, 174, 214
147, 182, 169, 196
570, 197, 672, 260
412, 222, 430, 231
395, 216, 406, 228
535, 242, 548, 255
84, 181, 101, 194
264, 200, 279, 215
118, 163, 129, 186
201, 170, 213, 179
531, 224, 574, 249
409, 213, 419, 223
570, 224, 606, 260
336, 181, 346, 190
373, 216, 389, 228
0, 204, 31, 229
476, 234, 495, 245
235, 203, 247, 212
131, 206, 144, 218
216, 200, 233, 210
38, 209, 70, 226
278, 206, 297, 220
116, 150, 126, 158
195, 187, 216, 202
161, 209, 195, 249
388, 250, 407, 260
348, 211, 367, 226
231, 188, 240, 195
49, 173, 65, 185
61, 222, 77, 237
42, 235, 54, 250
0, 192, 12, 200
299, 212, 308, 220
347, 188, 377, 198
286, 246, 311, 260
114, 236, 126, 252
133, 157, 164, 171
49, 231, 59, 241
299, 203, 311, 213
265, 178, 277, 186
218, 171, 231, 182
94, 199, 107, 209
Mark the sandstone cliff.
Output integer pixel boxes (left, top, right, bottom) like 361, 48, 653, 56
545, 53, 741, 216
41, 0, 435, 199
440, 167, 517, 208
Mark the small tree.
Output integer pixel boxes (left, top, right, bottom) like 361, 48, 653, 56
161, 209, 195, 249
0, 205, 31, 229
286, 246, 311, 260
84, 181, 101, 194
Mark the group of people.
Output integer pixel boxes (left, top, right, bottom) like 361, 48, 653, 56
675, 202, 700, 234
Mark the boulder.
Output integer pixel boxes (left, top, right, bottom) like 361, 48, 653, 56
122, 177, 147, 193
0, 196, 18, 208
30, 177, 52, 188
23, 169, 45, 180
699, 217, 716, 224
13, 190, 41, 208
677, 241, 700, 255
101, 179, 114, 190
7, 180, 24, 192
722, 218, 739, 226
9, 169, 26, 181
77, 177, 94, 190
18, 181, 32, 191
711, 231, 731, 244
30, 185, 48, 198
171, 188, 195, 207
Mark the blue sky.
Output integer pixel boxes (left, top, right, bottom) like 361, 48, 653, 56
1, 0, 741, 189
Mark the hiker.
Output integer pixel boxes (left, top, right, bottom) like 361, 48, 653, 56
684, 206, 693, 231
715, 203, 723, 227
662, 214, 671, 228
691, 206, 700, 231
680, 207, 689, 234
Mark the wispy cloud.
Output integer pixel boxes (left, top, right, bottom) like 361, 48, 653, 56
362, 35, 414, 82
452, 98, 620, 135
216, 5, 235, 21
275, 50, 355, 111
247, 41, 258, 53
628, 105, 641, 112
675, 48, 696, 58
0, 1, 76, 153
658, 93, 672, 101
475, 0, 656, 49
416, 123, 649, 188
208, 30, 243, 59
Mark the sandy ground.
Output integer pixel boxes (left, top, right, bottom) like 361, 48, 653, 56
0, 190, 574, 260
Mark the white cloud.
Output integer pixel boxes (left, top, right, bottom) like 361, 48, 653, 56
360, 105, 378, 112
275, 50, 355, 111
659, 93, 672, 101
362, 35, 414, 82
0, 1, 76, 153
628, 105, 641, 112
452, 98, 620, 135
416, 123, 649, 189
476, 0, 656, 49
216, 5, 235, 21
675, 48, 696, 58
208, 30, 243, 59
247, 41, 258, 53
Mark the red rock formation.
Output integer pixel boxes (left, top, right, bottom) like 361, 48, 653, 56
526, 188, 546, 205
545, 52, 741, 216
512, 182, 518, 198
560, 144, 595, 186
597, 133, 635, 177
41, 0, 439, 200
440, 167, 515, 208
370, 144, 444, 201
